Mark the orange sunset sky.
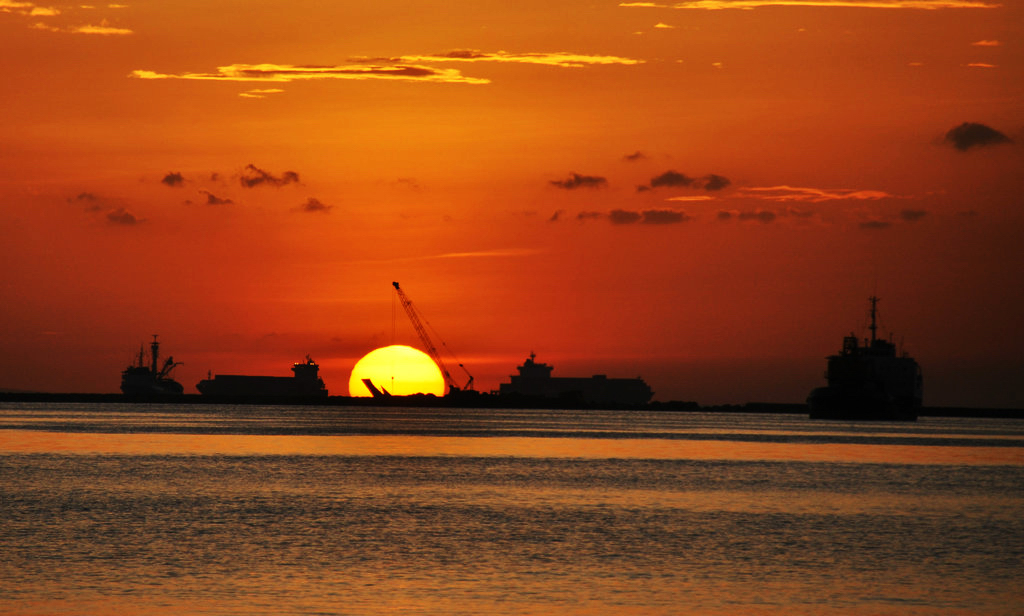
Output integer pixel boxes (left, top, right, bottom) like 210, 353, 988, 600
1, 0, 1022, 407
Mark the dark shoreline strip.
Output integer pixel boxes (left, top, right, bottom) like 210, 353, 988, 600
1, 392, 1022, 419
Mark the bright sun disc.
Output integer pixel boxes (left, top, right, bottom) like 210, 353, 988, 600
348, 345, 446, 397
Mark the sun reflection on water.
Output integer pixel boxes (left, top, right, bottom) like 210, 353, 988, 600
2, 429, 1022, 466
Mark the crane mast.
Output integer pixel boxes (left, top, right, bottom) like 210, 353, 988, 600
392, 281, 473, 393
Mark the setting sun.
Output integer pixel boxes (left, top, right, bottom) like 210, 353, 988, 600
348, 345, 446, 397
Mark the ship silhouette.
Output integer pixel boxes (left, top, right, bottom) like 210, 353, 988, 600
808, 297, 922, 421
121, 335, 184, 397
196, 355, 328, 399
498, 352, 653, 407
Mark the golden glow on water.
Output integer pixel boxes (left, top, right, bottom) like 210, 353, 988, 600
4, 408, 1024, 616
1, 429, 1021, 465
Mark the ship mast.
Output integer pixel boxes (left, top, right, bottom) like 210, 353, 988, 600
150, 335, 160, 373
868, 296, 879, 344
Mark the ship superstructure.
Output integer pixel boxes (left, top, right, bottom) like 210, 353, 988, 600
808, 297, 922, 421
498, 353, 653, 407
196, 355, 328, 399
121, 335, 184, 397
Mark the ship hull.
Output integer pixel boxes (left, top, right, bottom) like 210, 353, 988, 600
498, 354, 653, 407
807, 386, 918, 421
196, 357, 328, 399
196, 375, 327, 399
121, 368, 184, 397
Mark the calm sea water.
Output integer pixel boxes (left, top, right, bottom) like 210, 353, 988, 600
1, 403, 1022, 616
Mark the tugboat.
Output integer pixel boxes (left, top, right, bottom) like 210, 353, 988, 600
808, 297, 922, 421
121, 335, 184, 397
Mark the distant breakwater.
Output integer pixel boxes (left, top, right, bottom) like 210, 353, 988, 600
0, 392, 1021, 418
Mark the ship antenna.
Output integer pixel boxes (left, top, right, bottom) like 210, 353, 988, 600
150, 334, 160, 374
868, 296, 879, 344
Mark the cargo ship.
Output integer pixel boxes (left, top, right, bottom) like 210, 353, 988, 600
196, 355, 328, 399
498, 353, 653, 406
121, 335, 184, 397
807, 297, 922, 421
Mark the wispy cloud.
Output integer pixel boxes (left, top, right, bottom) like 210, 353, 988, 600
431, 248, 543, 259
666, 195, 715, 202
736, 186, 893, 202
610, 209, 643, 224
240, 164, 300, 188
30, 22, 132, 34
971, 39, 1000, 46
68, 191, 99, 208
738, 210, 777, 222
620, 0, 999, 8
239, 88, 285, 99
609, 208, 692, 224
131, 51, 644, 89
199, 190, 233, 205
649, 170, 695, 188
16, 4, 133, 35
558, 195, 929, 228
1, 0, 58, 16
296, 197, 332, 213
391, 178, 421, 191
3, 0, 135, 35
131, 63, 490, 85
161, 172, 184, 187
66, 190, 144, 224
397, 50, 644, 68
716, 209, 779, 223
356, 248, 543, 264
703, 174, 731, 191
106, 207, 141, 225
550, 173, 608, 189
71, 21, 130, 34
638, 170, 732, 192
642, 209, 692, 224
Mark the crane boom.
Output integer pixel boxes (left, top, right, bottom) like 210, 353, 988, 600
392, 281, 472, 393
